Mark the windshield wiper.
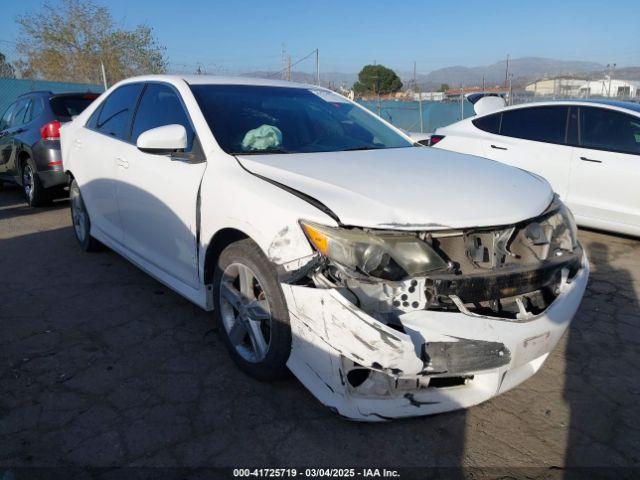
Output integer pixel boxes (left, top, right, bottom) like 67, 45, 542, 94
232, 148, 291, 155
341, 145, 383, 151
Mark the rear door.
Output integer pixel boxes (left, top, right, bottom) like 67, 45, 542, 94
116, 82, 206, 288
0, 102, 16, 176
568, 106, 640, 229
0, 98, 30, 179
479, 105, 573, 198
74, 83, 144, 243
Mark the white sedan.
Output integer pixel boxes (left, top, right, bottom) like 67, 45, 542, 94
429, 100, 640, 237
61, 75, 588, 421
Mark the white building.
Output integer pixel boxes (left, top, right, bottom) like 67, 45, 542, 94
578, 78, 640, 98
410, 91, 445, 101
525, 77, 587, 97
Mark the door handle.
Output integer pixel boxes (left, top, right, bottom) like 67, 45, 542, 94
580, 156, 602, 163
116, 157, 129, 169
491, 144, 508, 150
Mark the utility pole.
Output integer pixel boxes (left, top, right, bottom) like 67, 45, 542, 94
100, 61, 108, 90
287, 55, 291, 81
607, 63, 616, 97
281, 43, 287, 81
414, 61, 423, 133
315, 49, 320, 86
482, 75, 485, 92
504, 54, 510, 88
511, 76, 515, 103
460, 83, 464, 120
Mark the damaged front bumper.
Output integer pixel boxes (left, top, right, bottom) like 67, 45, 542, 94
282, 252, 588, 421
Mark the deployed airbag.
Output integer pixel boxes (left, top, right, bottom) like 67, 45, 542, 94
241, 124, 283, 151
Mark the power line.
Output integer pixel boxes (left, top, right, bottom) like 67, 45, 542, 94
266, 48, 318, 79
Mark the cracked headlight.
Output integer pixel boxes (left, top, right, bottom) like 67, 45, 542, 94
300, 221, 447, 280
524, 199, 579, 258
545, 202, 579, 253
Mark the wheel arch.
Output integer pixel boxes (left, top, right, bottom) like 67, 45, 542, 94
203, 227, 250, 285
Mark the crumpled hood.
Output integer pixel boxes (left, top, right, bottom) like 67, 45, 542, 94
237, 147, 554, 230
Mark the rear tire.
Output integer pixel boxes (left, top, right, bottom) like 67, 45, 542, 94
22, 158, 49, 207
213, 239, 291, 381
69, 179, 102, 252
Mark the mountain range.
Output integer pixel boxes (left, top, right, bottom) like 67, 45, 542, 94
243, 57, 639, 91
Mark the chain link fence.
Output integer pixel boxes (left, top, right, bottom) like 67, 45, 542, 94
3, 74, 638, 134
358, 99, 475, 133
0, 76, 103, 114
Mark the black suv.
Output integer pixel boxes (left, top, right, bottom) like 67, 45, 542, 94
0, 91, 99, 206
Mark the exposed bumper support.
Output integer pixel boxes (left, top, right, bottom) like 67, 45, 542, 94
283, 253, 589, 421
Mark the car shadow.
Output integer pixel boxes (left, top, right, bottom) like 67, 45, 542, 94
563, 236, 640, 477
0, 183, 69, 221
0, 179, 469, 471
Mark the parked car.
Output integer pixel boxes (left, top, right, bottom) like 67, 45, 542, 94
428, 100, 640, 237
61, 76, 588, 421
0, 90, 99, 205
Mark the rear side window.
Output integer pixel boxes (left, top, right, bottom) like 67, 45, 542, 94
580, 107, 640, 155
24, 98, 45, 123
50, 95, 98, 120
93, 84, 144, 141
472, 113, 501, 134
10, 99, 30, 128
130, 83, 194, 150
500, 106, 568, 144
0, 102, 15, 130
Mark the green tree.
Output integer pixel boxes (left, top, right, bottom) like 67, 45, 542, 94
0, 52, 15, 78
438, 83, 450, 92
15, 0, 167, 84
353, 64, 403, 95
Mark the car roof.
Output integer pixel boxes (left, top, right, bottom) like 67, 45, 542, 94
118, 74, 319, 90
480, 99, 640, 117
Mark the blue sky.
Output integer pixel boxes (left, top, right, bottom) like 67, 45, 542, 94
1, 0, 638, 74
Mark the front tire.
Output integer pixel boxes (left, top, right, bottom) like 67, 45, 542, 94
22, 159, 49, 207
213, 239, 291, 381
69, 179, 102, 252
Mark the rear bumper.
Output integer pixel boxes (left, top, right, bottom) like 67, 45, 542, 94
38, 169, 68, 188
33, 141, 67, 188
283, 253, 589, 421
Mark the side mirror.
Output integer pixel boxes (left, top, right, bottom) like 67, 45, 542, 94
136, 124, 187, 154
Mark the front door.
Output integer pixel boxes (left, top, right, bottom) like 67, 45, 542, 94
568, 106, 640, 229
116, 82, 206, 288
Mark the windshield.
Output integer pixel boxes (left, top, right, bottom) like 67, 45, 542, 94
190, 85, 413, 154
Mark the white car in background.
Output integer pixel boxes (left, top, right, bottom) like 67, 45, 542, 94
428, 100, 640, 237
61, 75, 588, 421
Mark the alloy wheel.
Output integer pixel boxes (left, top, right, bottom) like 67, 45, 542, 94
219, 262, 272, 363
70, 187, 87, 242
22, 165, 34, 201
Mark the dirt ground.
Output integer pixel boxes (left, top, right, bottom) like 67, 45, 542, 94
1, 183, 639, 476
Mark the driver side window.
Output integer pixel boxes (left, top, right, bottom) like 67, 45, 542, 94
130, 83, 195, 151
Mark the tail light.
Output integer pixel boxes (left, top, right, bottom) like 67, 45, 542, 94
40, 120, 61, 140
429, 134, 445, 146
